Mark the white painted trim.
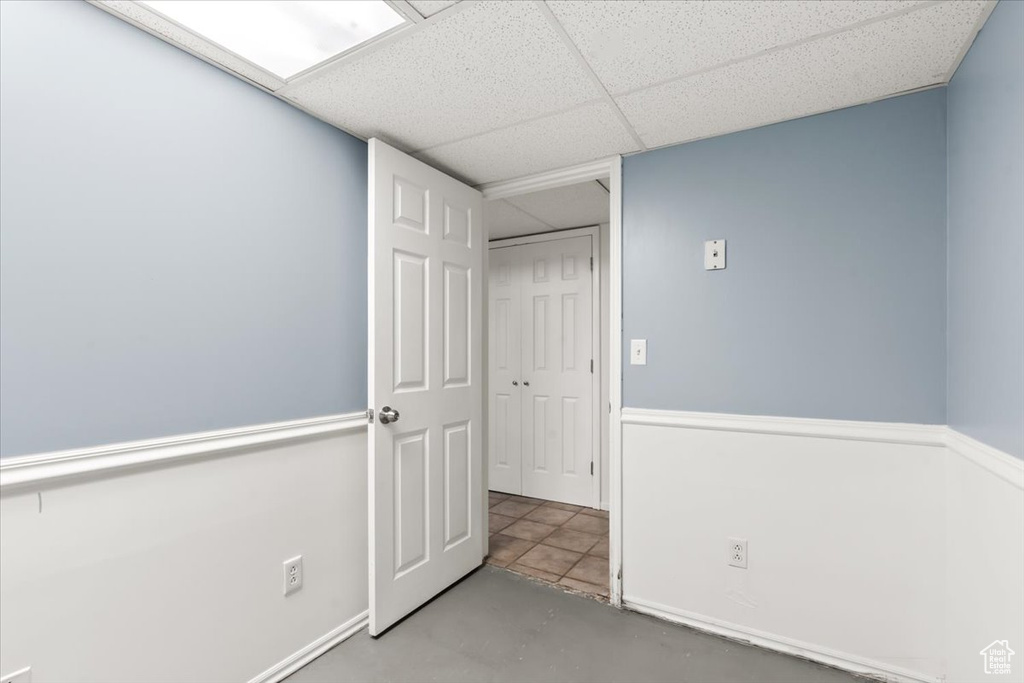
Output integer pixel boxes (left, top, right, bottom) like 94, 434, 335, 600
0, 412, 367, 491
608, 156, 623, 607
476, 155, 623, 603
248, 611, 369, 683
618, 409, 1024, 489
488, 225, 597, 249
486, 226, 603, 510
478, 157, 618, 200
621, 408, 947, 448
623, 597, 940, 683
945, 427, 1024, 490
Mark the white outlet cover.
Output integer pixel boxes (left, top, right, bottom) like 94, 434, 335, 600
728, 537, 747, 569
283, 555, 303, 596
630, 339, 647, 365
705, 239, 726, 270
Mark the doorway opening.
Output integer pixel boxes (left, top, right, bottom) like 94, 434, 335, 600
482, 177, 612, 599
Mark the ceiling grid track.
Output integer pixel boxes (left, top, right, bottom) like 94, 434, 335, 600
609, 0, 948, 100
535, 0, 647, 153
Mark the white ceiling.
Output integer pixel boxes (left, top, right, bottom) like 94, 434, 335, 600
486, 180, 609, 240
99, 0, 995, 186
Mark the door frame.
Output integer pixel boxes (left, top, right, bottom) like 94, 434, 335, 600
479, 156, 624, 606
487, 226, 602, 509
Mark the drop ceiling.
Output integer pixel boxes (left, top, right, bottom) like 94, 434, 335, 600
487, 179, 610, 240
96, 0, 995, 186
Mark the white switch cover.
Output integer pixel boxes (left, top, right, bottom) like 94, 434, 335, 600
705, 239, 726, 270
630, 339, 647, 365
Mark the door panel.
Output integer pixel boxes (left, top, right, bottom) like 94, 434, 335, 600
521, 236, 594, 506
487, 246, 522, 495
369, 139, 483, 636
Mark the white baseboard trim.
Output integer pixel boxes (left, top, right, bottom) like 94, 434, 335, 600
945, 426, 1024, 489
623, 596, 939, 683
0, 411, 368, 490
248, 611, 369, 683
621, 407, 946, 447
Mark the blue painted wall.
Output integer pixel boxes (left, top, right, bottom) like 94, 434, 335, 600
947, 0, 1024, 460
623, 89, 948, 423
0, 1, 368, 458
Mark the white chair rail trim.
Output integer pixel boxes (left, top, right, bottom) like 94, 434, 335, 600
620, 407, 1023, 488
0, 411, 368, 491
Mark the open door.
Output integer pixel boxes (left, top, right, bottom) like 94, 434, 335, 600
368, 138, 484, 636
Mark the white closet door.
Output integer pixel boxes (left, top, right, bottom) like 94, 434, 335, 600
488, 245, 522, 495
520, 236, 594, 506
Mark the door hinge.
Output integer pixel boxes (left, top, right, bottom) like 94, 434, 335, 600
366, 408, 374, 424
590, 256, 594, 271
590, 358, 594, 373
590, 461, 594, 475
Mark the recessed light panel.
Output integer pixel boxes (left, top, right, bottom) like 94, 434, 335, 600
140, 0, 406, 79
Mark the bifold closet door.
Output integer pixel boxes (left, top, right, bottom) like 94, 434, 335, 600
488, 245, 522, 495
520, 236, 594, 506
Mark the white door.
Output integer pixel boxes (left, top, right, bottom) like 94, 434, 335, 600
368, 139, 484, 636
520, 235, 594, 506
488, 246, 522, 495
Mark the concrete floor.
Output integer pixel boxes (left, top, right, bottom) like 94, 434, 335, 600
286, 566, 864, 683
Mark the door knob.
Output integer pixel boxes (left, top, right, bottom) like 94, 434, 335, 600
512, 380, 518, 386
523, 381, 530, 387
379, 406, 400, 424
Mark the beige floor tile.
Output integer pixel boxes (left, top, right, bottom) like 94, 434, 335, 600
503, 519, 557, 542
542, 501, 583, 513
488, 491, 510, 507
578, 508, 609, 519
565, 555, 609, 586
559, 576, 610, 598
524, 506, 576, 526
505, 495, 546, 506
588, 537, 609, 559
563, 512, 609, 535
490, 500, 540, 518
488, 513, 516, 534
487, 534, 535, 566
542, 528, 601, 554
509, 563, 561, 583
516, 544, 582, 576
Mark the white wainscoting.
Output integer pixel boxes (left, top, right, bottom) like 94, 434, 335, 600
944, 430, 1024, 683
0, 413, 369, 683
621, 408, 1024, 683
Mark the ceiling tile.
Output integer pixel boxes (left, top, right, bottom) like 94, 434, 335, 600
548, 0, 929, 95
485, 199, 551, 240
417, 101, 639, 185
407, 1, 459, 18
507, 182, 609, 230
616, 1, 990, 149
280, 1, 602, 151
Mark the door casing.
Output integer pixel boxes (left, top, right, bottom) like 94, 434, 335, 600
480, 157, 623, 606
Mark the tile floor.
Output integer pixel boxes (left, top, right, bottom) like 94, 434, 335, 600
487, 490, 610, 598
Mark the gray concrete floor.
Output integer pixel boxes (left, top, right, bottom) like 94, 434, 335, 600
286, 566, 864, 683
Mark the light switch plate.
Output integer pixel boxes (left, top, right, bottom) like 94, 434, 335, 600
630, 339, 647, 365
705, 239, 726, 270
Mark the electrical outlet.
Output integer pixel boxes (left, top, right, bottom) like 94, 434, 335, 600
705, 239, 726, 270
727, 538, 747, 569
283, 555, 303, 596
0, 666, 31, 683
